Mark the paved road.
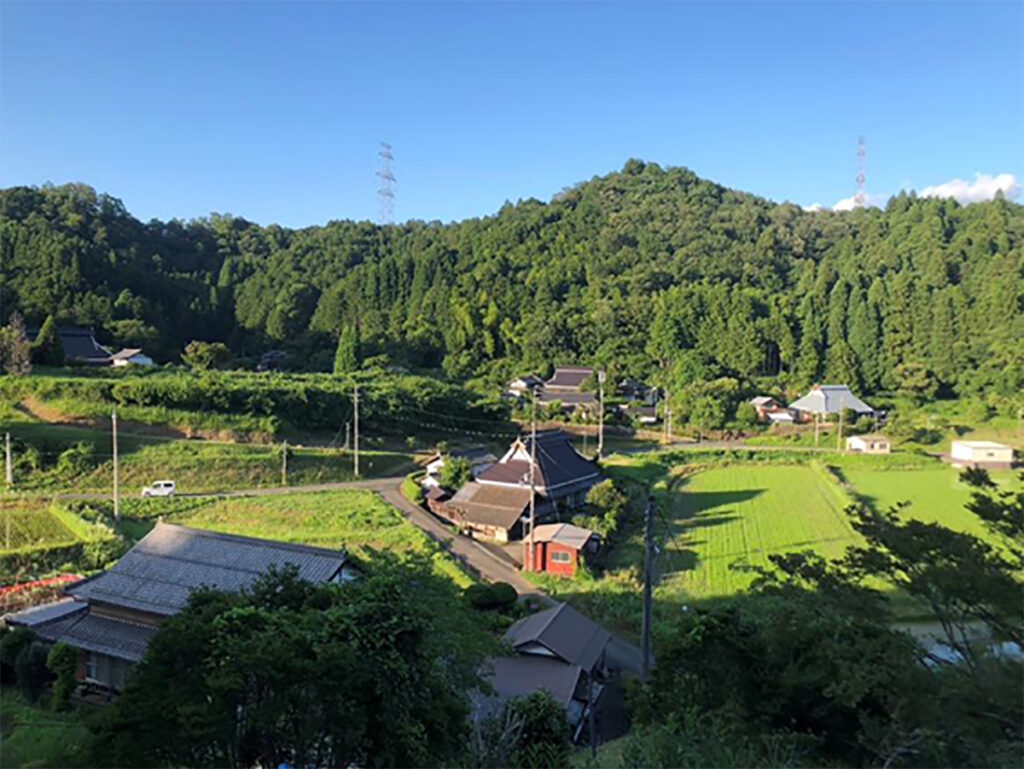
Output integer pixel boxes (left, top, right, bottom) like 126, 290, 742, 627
58, 476, 553, 605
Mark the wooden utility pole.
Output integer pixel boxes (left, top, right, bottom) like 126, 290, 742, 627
344, 422, 350, 451
353, 384, 360, 477
597, 370, 605, 459
4, 432, 12, 489
112, 410, 120, 523
641, 494, 655, 678
814, 413, 821, 448
281, 440, 288, 486
836, 409, 844, 451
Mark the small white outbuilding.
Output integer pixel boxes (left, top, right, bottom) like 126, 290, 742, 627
846, 434, 891, 454
950, 440, 1014, 470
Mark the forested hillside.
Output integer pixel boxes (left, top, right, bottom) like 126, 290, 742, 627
2, 160, 1022, 398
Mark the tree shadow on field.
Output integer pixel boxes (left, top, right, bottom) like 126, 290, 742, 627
680, 489, 764, 516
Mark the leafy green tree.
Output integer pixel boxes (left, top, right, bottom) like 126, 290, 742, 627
88, 555, 494, 768
181, 340, 230, 370
333, 324, 360, 375
892, 360, 938, 403
46, 642, 78, 710
31, 314, 64, 366
438, 455, 473, 491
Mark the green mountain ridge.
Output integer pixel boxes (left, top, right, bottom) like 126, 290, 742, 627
1, 159, 1022, 398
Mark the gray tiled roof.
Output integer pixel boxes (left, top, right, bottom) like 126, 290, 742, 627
505, 602, 612, 672
26, 326, 110, 363
449, 483, 531, 529
33, 610, 157, 662
545, 367, 593, 391
70, 522, 351, 616
483, 655, 583, 708
788, 385, 873, 415
4, 598, 85, 628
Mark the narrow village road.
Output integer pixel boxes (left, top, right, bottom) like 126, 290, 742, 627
57, 476, 553, 605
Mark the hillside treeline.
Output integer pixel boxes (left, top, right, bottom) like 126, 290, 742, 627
1, 160, 1021, 397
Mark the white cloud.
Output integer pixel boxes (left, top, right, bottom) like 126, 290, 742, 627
831, 193, 885, 211
802, 203, 825, 212
919, 172, 1019, 204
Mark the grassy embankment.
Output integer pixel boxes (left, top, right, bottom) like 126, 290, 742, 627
0, 689, 89, 769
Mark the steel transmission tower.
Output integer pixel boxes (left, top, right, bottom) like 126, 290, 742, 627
854, 136, 867, 208
377, 142, 396, 224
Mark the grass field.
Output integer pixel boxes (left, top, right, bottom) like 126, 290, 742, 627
132, 490, 472, 587
0, 688, 89, 768
842, 466, 1021, 543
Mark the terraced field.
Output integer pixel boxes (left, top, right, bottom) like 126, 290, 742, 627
0, 500, 85, 551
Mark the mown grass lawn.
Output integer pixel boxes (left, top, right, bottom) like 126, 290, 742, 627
842, 466, 1021, 544
147, 490, 472, 587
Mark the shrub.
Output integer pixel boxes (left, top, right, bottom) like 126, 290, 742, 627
466, 581, 518, 612
14, 641, 53, 701
0, 626, 35, 683
47, 642, 78, 710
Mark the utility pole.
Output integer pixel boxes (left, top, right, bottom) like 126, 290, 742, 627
5, 432, 12, 489
641, 494, 655, 678
112, 410, 120, 523
666, 402, 673, 446
281, 440, 288, 486
527, 386, 538, 574
597, 370, 605, 459
353, 384, 360, 478
836, 409, 844, 451
344, 422, 350, 451
814, 413, 821, 448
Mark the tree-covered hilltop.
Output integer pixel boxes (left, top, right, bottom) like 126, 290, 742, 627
1, 160, 1022, 396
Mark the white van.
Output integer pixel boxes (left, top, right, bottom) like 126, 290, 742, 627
141, 480, 176, 498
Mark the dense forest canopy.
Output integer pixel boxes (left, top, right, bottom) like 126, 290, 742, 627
1, 160, 1022, 398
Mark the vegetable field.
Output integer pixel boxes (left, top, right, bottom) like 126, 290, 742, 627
0, 501, 80, 551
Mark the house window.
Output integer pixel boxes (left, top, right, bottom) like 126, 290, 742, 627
85, 652, 97, 681
551, 551, 572, 563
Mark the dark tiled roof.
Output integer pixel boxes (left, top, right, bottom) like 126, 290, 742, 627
70, 522, 351, 616
505, 602, 612, 672
537, 391, 597, 407
26, 326, 110, 363
34, 609, 157, 662
545, 367, 593, 391
483, 655, 583, 708
449, 483, 530, 530
4, 599, 85, 627
476, 430, 600, 500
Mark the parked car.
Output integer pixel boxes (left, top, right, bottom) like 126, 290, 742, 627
141, 480, 176, 498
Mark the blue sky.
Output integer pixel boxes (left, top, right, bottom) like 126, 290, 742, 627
2, 1, 1022, 227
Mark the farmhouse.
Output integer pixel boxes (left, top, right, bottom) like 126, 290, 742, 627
421, 447, 497, 489
618, 404, 658, 425
441, 430, 601, 543
505, 374, 544, 398
476, 602, 642, 743
846, 434, 891, 454
524, 523, 599, 577
950, 440, 1014, 470
788, 384, 874, 422
26, 326, 111, 365
5, 523, 358, 691
545, 366, 593, 393
109, 348, 155, 367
